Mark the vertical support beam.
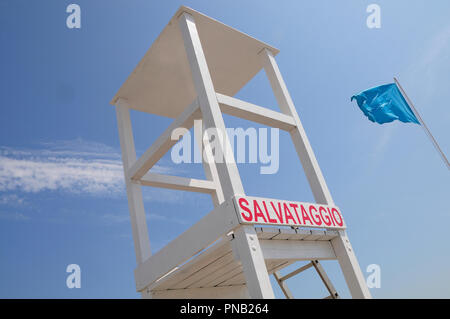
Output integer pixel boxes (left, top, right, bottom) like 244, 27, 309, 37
179, 12, 274, 299
231, 225, 275, 298
115, 99, 152, 265
331, 231, 371, 299
178, 12, 244, 199
260, 49, 371, 299
194, 120, 225, 206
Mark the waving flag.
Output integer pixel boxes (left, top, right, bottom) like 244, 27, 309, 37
351, 83, 419, 125
351, 78, 449, 169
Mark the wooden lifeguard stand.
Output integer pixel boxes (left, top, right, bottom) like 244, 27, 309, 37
110, 6, 371, 299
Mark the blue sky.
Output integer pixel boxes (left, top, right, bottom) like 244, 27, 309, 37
0, 0, 449, 298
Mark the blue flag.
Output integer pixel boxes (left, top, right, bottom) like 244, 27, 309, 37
351, 83, 420, 125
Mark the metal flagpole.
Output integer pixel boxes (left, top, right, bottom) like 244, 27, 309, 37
394, 77, 450, 170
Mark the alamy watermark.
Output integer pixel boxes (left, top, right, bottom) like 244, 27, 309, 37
66, 264, 81, 289
171, 120, 279, 174
366, 4, 381, 29
366, 263, 381, 288
66, 4, 81, 29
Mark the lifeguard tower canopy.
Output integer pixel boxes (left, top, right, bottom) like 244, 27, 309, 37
110, 6, 279, 117
111, 6, 372, 299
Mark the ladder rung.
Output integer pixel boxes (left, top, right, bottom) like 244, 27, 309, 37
279, 262, 313, 282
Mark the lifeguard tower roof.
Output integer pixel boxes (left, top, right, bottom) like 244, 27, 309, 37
110, 6, 279, 118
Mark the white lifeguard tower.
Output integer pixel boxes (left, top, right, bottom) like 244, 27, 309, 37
111, 6, 371, 299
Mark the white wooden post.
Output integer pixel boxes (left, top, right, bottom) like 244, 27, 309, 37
115, 99, 152, 298
194, 120, 225, 206
178, 12, 275, 299
116, 99, 152, 264
260, 48, 371, 299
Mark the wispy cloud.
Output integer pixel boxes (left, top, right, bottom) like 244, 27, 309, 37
0, 139, 175, 197
419, 25, 450, 71
404, 24, 450, 103
0, 210, 30, 221
370, 125, 395, 159
101, 213, 130, 224
0, 194, 27, 206
0, 155, 124, 194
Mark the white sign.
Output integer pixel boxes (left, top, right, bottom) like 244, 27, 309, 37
233, 196, 346, 229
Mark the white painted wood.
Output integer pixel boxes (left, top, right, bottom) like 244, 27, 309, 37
293, 228, 313, 240
331, 230, 371, 298
110, 6, 279, 118
219, 260, 290, 286
178, 13, 244, 199
255, 227, 280, 240
139, 172, 216, 194
191, 258, 240, 288
216, 93, 296, 131
220, 260, 292, 287
176, 252, 235, 289
316, 230, 339, 241
218, 272, 246, 286
140, 289, 153, 299
179, 12, 274, 299
332, 231, 371, 298
134, 199, 239, 291
267, 261, 293, 274
231, 225, 275, 298
260, 239, 336, 261
274, 260, 339, 299
260, 49, 333, 205
311, 260, 340, 299
127, 98, 201, 181
194, 120, 225, 206
274, 271, 293, 299
151, 285, 250, 299
209, 264, 243, 287
260, 49, 371, 299
153, 252, 293, 291
271, 228, 297, 240
304, 230, 326, 241
280, 262, 314, 282
115, 99, 151, 265
255, 227, 340, 241
151, 237, 232, 291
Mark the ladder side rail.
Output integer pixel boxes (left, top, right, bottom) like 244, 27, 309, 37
115, 99, 152, 265
273, 271, 293, 299
259, 48, 371, 299
194, 120, 225, 206
116, 99, 153, 299
311, 260, 340, 299
178, 12, 275, 299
